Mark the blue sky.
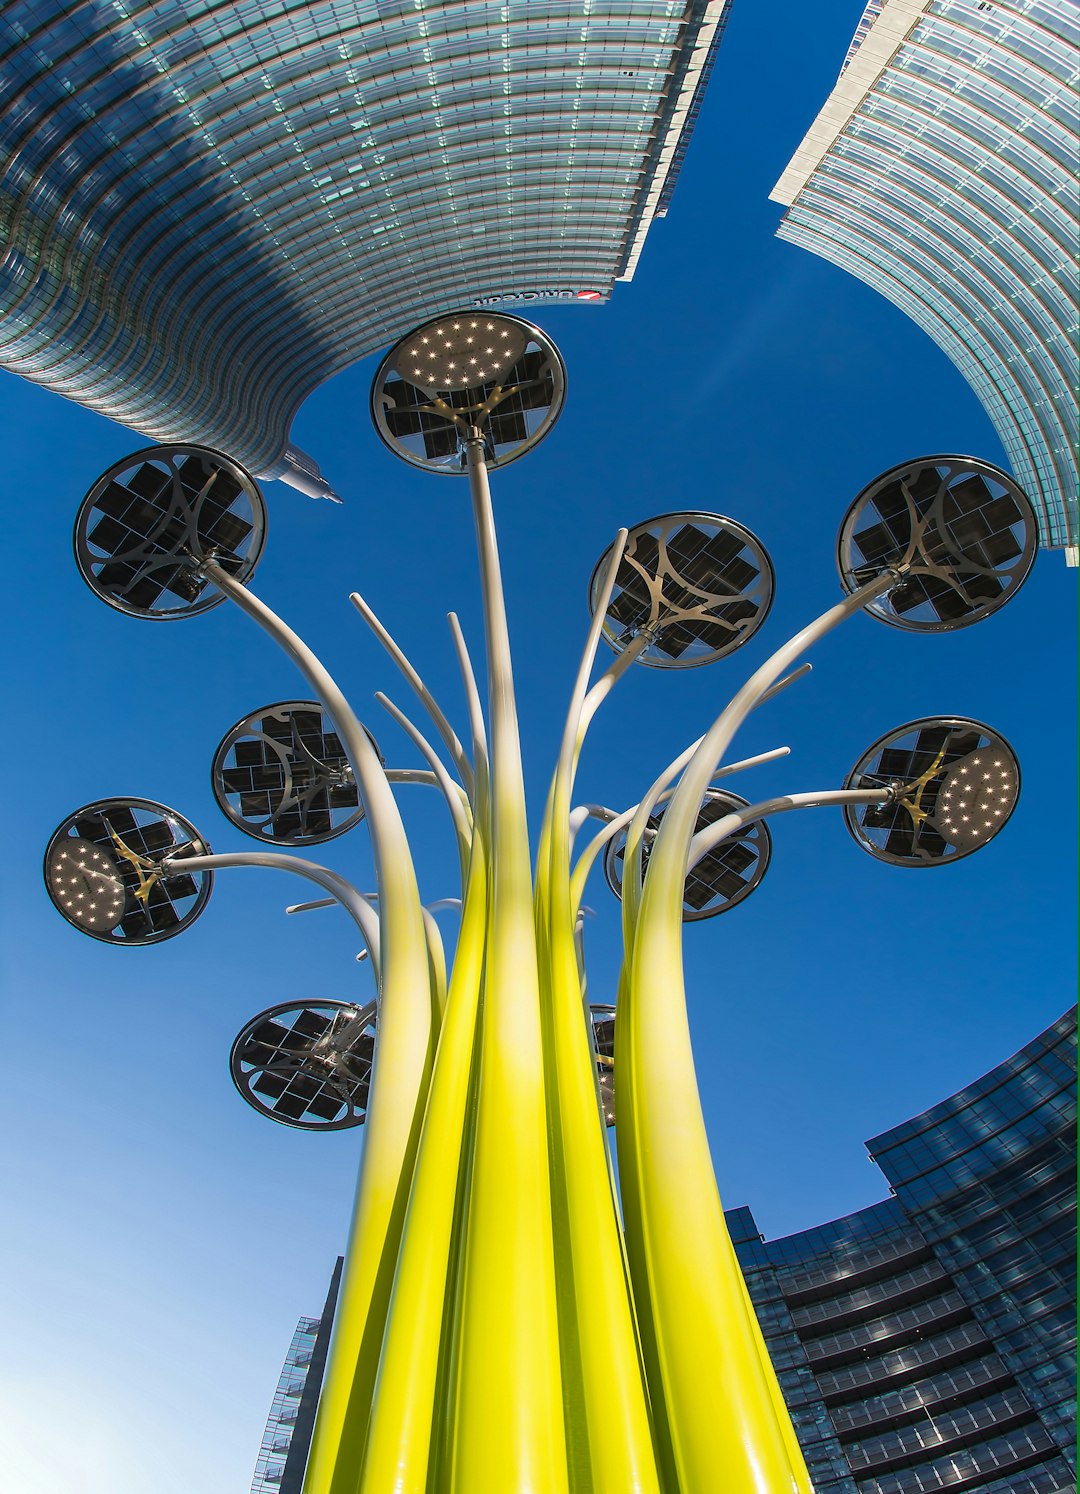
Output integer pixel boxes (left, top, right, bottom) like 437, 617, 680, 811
1, 3, 1075, 1491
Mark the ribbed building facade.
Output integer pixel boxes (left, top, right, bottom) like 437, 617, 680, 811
728, 1010, 1077, 1494
770, 0, 1079, 559
251, 1259, 342, 1494
0, 0, 730, 499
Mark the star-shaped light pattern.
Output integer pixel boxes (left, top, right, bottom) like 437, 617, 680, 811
74, 443, 266, 620
590, 513, 775, 669
605, 789, 772, 920
230, 1000, 378, 1130
836, 454, 1037, 633
45, 837, 126, 932
43, 799, 212, 943
938, 750, 1020, 851
844, 718, 1020, 867
373, 312, 566, 473
395, 316, 527, 394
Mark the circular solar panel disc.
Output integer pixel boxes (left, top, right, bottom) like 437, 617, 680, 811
74, 444, 267, 619
230, 999, 378, 1130
44, 798, 212, 943
844, 717, 1020, 867
590, 513, 774, 668
604, 788, 772, 920
371, 311, 566, 473
212, 701, 380, 845
837, 455, 1037, 632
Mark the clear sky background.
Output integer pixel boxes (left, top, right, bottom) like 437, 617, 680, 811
1, 3, 1075, 1491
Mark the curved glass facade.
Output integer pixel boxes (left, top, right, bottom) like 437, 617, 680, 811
728, 1011, 1077, 1494
0, 0, 730, 498
770, 0, 1079, 558
251, 1259, 342, 1494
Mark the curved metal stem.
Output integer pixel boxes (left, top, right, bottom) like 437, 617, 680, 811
165, 850, 381, 972
555, 528, 628, 791
448, 611, 489, 784
376, 692, 473, 861
615, 573, 900, 1490
451, 431, 566, 1489
686, 787, 894, 873
578, 630, 649, 736
653, 573, 900, 881
350, 589, 474, 796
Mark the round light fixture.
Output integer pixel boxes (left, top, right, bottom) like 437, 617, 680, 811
74, 444, 266, 619
837, 455, 1037, 631
590, 512, 774, 668
371, 311, 566, 473
843, 717, 1020, 866
230, 999, 378, 1130
44, 798, 212, 943
212, 701, 380, 845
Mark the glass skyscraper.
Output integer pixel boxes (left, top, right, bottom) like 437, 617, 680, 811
770, 0, 1079, 561
729, 1011, 1076, 1494
0, 0, 731, 499
251, 1259, 342, 1494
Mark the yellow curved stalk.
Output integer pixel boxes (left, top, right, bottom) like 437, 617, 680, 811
625, 875, 809, 1492
619, 586, 896, 1491
198, 567, 437, 1494
540, 811, 662, 1492
197, 477, 887, 1494
357, 834, 488, 1494
421, 906, 447, 1029
449, 436, 566, 1492
534, 530, 662, 1491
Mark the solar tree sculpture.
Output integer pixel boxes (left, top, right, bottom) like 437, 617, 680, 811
45, 313, 1035, 1494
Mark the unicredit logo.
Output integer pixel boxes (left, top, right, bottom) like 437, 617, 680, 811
473, 288, 605, 306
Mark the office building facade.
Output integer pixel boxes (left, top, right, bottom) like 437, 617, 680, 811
0, 0, 730, 499
770, 0, 1079, 560
729, 1010, 1077, 1493
251, 1259, 342, 1494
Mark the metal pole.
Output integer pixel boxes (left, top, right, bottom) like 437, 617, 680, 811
685, 787, 895, 873
165, 850, 381, 972
450, 430, 567, 1491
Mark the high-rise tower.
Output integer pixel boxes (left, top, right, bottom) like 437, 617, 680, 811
771, 0, 1079, 560
0, 0, 731, 499
730, 1011, 1077, 1493
251, 1260, 343, 1494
